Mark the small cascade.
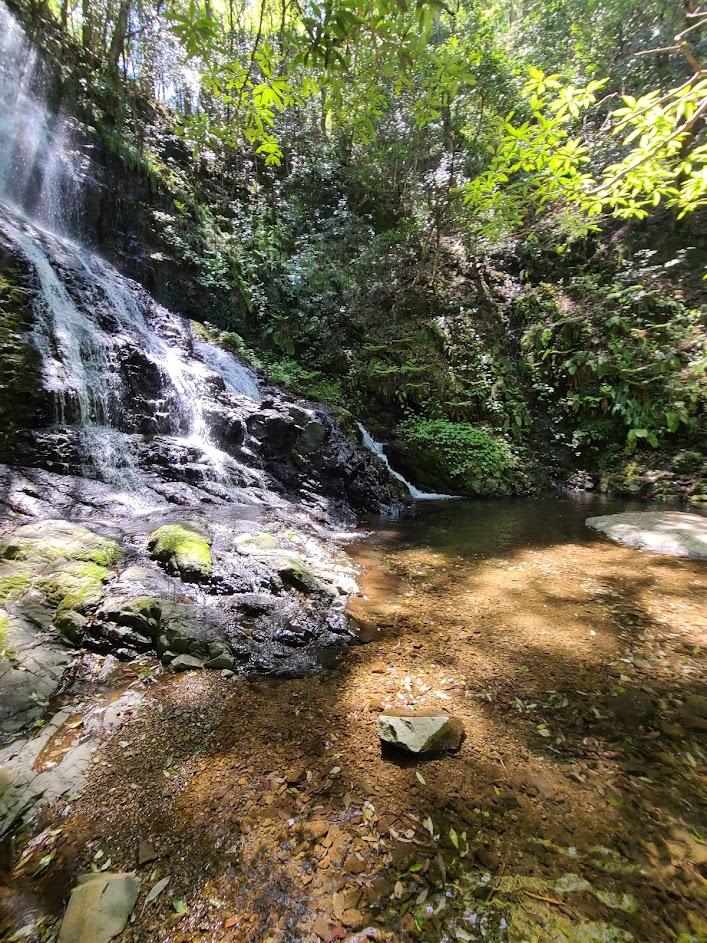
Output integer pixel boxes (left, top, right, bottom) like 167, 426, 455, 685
356, 423, 458, 501
195, 341, 262, 403
0, 1, 266, 502
0, 0, 398, 517
0, 205, 265, 495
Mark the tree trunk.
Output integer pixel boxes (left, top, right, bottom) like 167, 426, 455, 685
108, 0, 131, 70
82, 0, 93, 51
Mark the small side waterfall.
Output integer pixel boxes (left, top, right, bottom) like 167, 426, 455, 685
195, 342, 262, 404
356, 423, 458, 501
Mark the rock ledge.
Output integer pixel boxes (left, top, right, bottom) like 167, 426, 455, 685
586, 511, 707, 559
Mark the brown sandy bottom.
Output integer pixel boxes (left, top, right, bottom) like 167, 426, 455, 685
2, 506, 706, 943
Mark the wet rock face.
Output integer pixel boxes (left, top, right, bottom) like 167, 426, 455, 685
0, 250, 54, 463
1, 204, 402, 520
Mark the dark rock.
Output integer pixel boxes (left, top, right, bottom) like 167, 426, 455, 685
609, 691, 657, 731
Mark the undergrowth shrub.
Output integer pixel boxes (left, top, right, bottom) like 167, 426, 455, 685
394, 419, 531, 495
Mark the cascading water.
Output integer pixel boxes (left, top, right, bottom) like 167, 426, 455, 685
356, 423, 458, 501
0, 0, 263, 506
0, 2, 89, 233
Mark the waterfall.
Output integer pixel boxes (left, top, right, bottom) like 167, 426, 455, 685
0, 2, 88, 233
356, 423, 458, 501
0, 0, 262, 504
195, 342, 262, 403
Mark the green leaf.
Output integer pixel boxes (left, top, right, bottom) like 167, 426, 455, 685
173, 899, 188, 914
416, 771, 426, 785
32, 852, 56, 877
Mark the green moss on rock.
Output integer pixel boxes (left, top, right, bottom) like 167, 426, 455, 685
391, 420, 530, 497
41, 561, 110, 614
0, 609, 9, 652
148, 522, 212, 581
54, 609, 88, 642
0, 564, 35, 602
0, 519, 123, 567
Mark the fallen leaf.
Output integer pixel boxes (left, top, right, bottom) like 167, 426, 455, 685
224, 916, 238, 929
145, 877, 170, 904
32, 852, 56, 877
416, 771, 426, 785
173, 899, 187, 915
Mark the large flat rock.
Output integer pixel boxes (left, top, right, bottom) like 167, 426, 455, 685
586, 511, 707, 559
58, 872, 141, 943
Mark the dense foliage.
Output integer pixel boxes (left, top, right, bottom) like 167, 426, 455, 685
13, 0, 707, 494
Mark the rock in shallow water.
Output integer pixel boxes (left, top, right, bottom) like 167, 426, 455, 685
586, 511, 707, 559
58, 872, 140, 943
378, 710, 464, 754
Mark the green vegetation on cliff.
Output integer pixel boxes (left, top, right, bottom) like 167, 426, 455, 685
7, 0, 707, 495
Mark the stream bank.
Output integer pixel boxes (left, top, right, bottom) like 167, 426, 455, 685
1, 495, 705, 943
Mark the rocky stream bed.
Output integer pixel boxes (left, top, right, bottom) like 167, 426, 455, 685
0, 496, 705, 943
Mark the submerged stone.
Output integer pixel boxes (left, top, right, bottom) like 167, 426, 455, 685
58, 872, 140, 943
378, 710, 464, 754
586, 511, 707, 559
148, 522, 212, 580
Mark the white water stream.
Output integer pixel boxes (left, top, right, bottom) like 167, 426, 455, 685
356, 423, 458, 501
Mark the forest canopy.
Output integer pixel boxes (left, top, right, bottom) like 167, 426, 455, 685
32, 0, 707, 243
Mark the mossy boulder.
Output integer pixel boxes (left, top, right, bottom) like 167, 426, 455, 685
0, 563, 35, 603
42, 561, 111, 614
54, 609, 88, 643
0, 520, 123, 567
0, 609, 10, 654
96, 596, 161, 638
390, 420, 529, 497
148, 523, 212, 581
0, 521, 118, 639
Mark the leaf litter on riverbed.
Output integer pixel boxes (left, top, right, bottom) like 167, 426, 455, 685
3, 529, 706, 943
